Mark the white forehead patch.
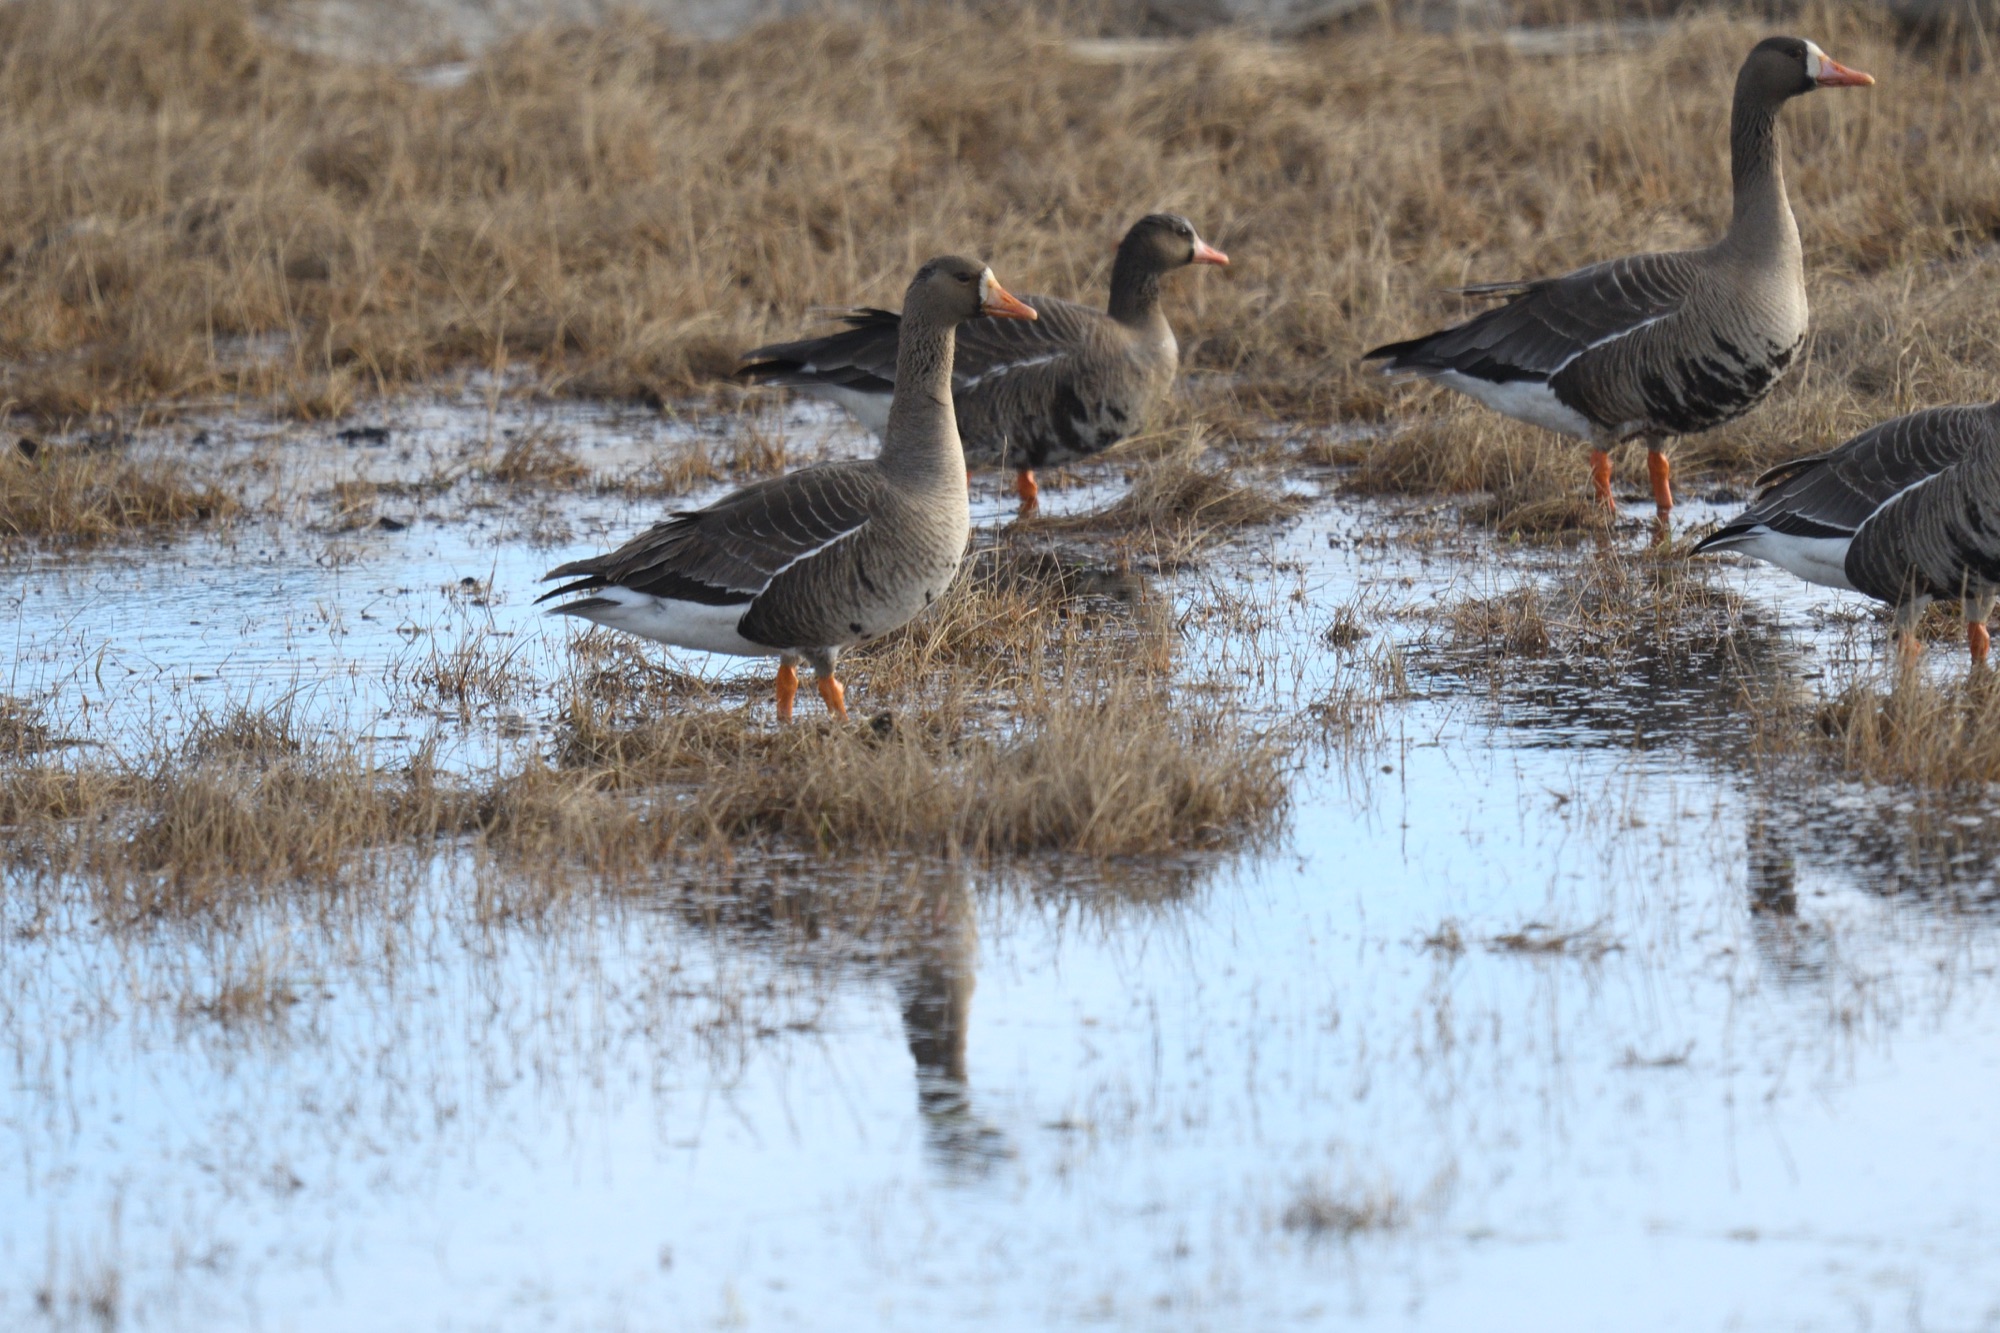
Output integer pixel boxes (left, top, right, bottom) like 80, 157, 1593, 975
1803, 40, 1827, 79
978, 269, 996, 303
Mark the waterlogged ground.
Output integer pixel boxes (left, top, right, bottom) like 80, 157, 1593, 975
5, 402, 2000, 1331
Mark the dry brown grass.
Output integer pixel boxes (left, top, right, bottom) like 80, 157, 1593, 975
484, 428, 589, 489
1343, 413, 1609, 535
523, 677, 1287, 862
0, 439, 237, 546
1281, 1176, 1409, 1239
0, 0, 1989, 499
1768, 670, 2000, 790
1444, 545, 1747, 667
0, 695, 61, 757
1037, 429, 1309, 550
1487, 920, 1623, 958
0, 683, 1286, 912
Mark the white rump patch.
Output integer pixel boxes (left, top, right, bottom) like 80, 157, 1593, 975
552, 586, 773, 657
1432, 371, 1594, 439
1725, 526, 1856, 591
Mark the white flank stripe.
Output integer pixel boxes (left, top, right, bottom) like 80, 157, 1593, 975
764, 520, 870, 585
1546, 310, 1677, 377
1862, 469, 1946, 528
956, 353, 1063, 394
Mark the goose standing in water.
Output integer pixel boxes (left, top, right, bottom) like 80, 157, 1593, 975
539, 257, 1037, 719
738, 214, 1228, 515
1365, 38, 1872, 521
1693, 401, 2000, 665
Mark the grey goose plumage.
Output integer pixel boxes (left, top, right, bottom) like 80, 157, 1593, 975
1694, 400, 2000, 664
1365, 37, 1873, 518
738, 214, 1228, 513
539, 257, 1038, 719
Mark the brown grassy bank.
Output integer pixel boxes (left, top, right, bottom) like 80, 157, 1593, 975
0, 0, 1994, 491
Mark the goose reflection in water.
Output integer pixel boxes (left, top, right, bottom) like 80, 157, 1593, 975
896, 876, 1013, 1177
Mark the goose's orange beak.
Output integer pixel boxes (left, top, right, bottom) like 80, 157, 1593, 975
1192, 239, 1229, 266
979, 275, 1038, 321
1814, 54, 1874, 87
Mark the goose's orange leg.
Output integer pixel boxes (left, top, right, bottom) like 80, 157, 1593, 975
816, 673, 848, 720
1589, 449, 1615, 511
1014, 469, 1039, 514
1971, 622, 1991, 668
775, 662, 799, 722
1647, 448, 1674, 514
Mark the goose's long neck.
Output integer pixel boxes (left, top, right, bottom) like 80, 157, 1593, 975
1106, 245, 1166, 330
1722, 83, 1800, 264
880, 309, 963, 486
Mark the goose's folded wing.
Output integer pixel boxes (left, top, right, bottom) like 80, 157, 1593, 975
947, 294, 1099, 393
737, 309, 902, 393
539, 466, 881, 606
1695, 406, 1996, 554
1736, 410, 1984, 544
1366, 252, 1699, 383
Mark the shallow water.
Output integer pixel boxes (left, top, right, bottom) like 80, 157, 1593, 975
5, 402, 2000, 1331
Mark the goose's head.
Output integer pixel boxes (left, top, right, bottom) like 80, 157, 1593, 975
906, 255, 1037, 325
1124, 214, 1229, 272
1742, 36, 1874, 102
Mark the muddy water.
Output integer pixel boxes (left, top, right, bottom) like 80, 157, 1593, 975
4, 403, 2000, 1330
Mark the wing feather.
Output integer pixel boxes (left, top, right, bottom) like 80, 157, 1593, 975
539, 464, 880, 608
1694, 406, 1998, 557
1367, 252, 1700, 385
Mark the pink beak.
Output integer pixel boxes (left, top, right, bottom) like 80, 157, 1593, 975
1815, 55, 1875, 87
1192, 238, 1230, 267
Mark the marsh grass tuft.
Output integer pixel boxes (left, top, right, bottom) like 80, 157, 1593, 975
1487, 921, 1623, 959
1444, 548, 1744, 668
0, 696, 61, 757
1281, 1176, 1407, 1239
486, 429, 590, 489
0, 444, 237, 548
1346, 413, 1610, 536
1038, 431, 1306, 551
1777, 670, 2000, 790
523, 678, 1288, 862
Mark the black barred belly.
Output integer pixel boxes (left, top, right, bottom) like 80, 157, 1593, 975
1562, 335, 1799, 437
1002, 384, 1135, 471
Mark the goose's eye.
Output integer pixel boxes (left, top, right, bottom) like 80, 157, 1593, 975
957, 273, 975, 284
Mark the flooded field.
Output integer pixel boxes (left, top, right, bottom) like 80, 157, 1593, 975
5, 401, 2000, 1331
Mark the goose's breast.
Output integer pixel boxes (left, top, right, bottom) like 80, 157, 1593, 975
837, 511, 967, 643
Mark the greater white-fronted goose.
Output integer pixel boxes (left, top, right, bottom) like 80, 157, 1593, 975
1365, 38, 1873, 520
1693, 401, 2000, 664
539, 257, 1037, 719
738, 214, 1228, 514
